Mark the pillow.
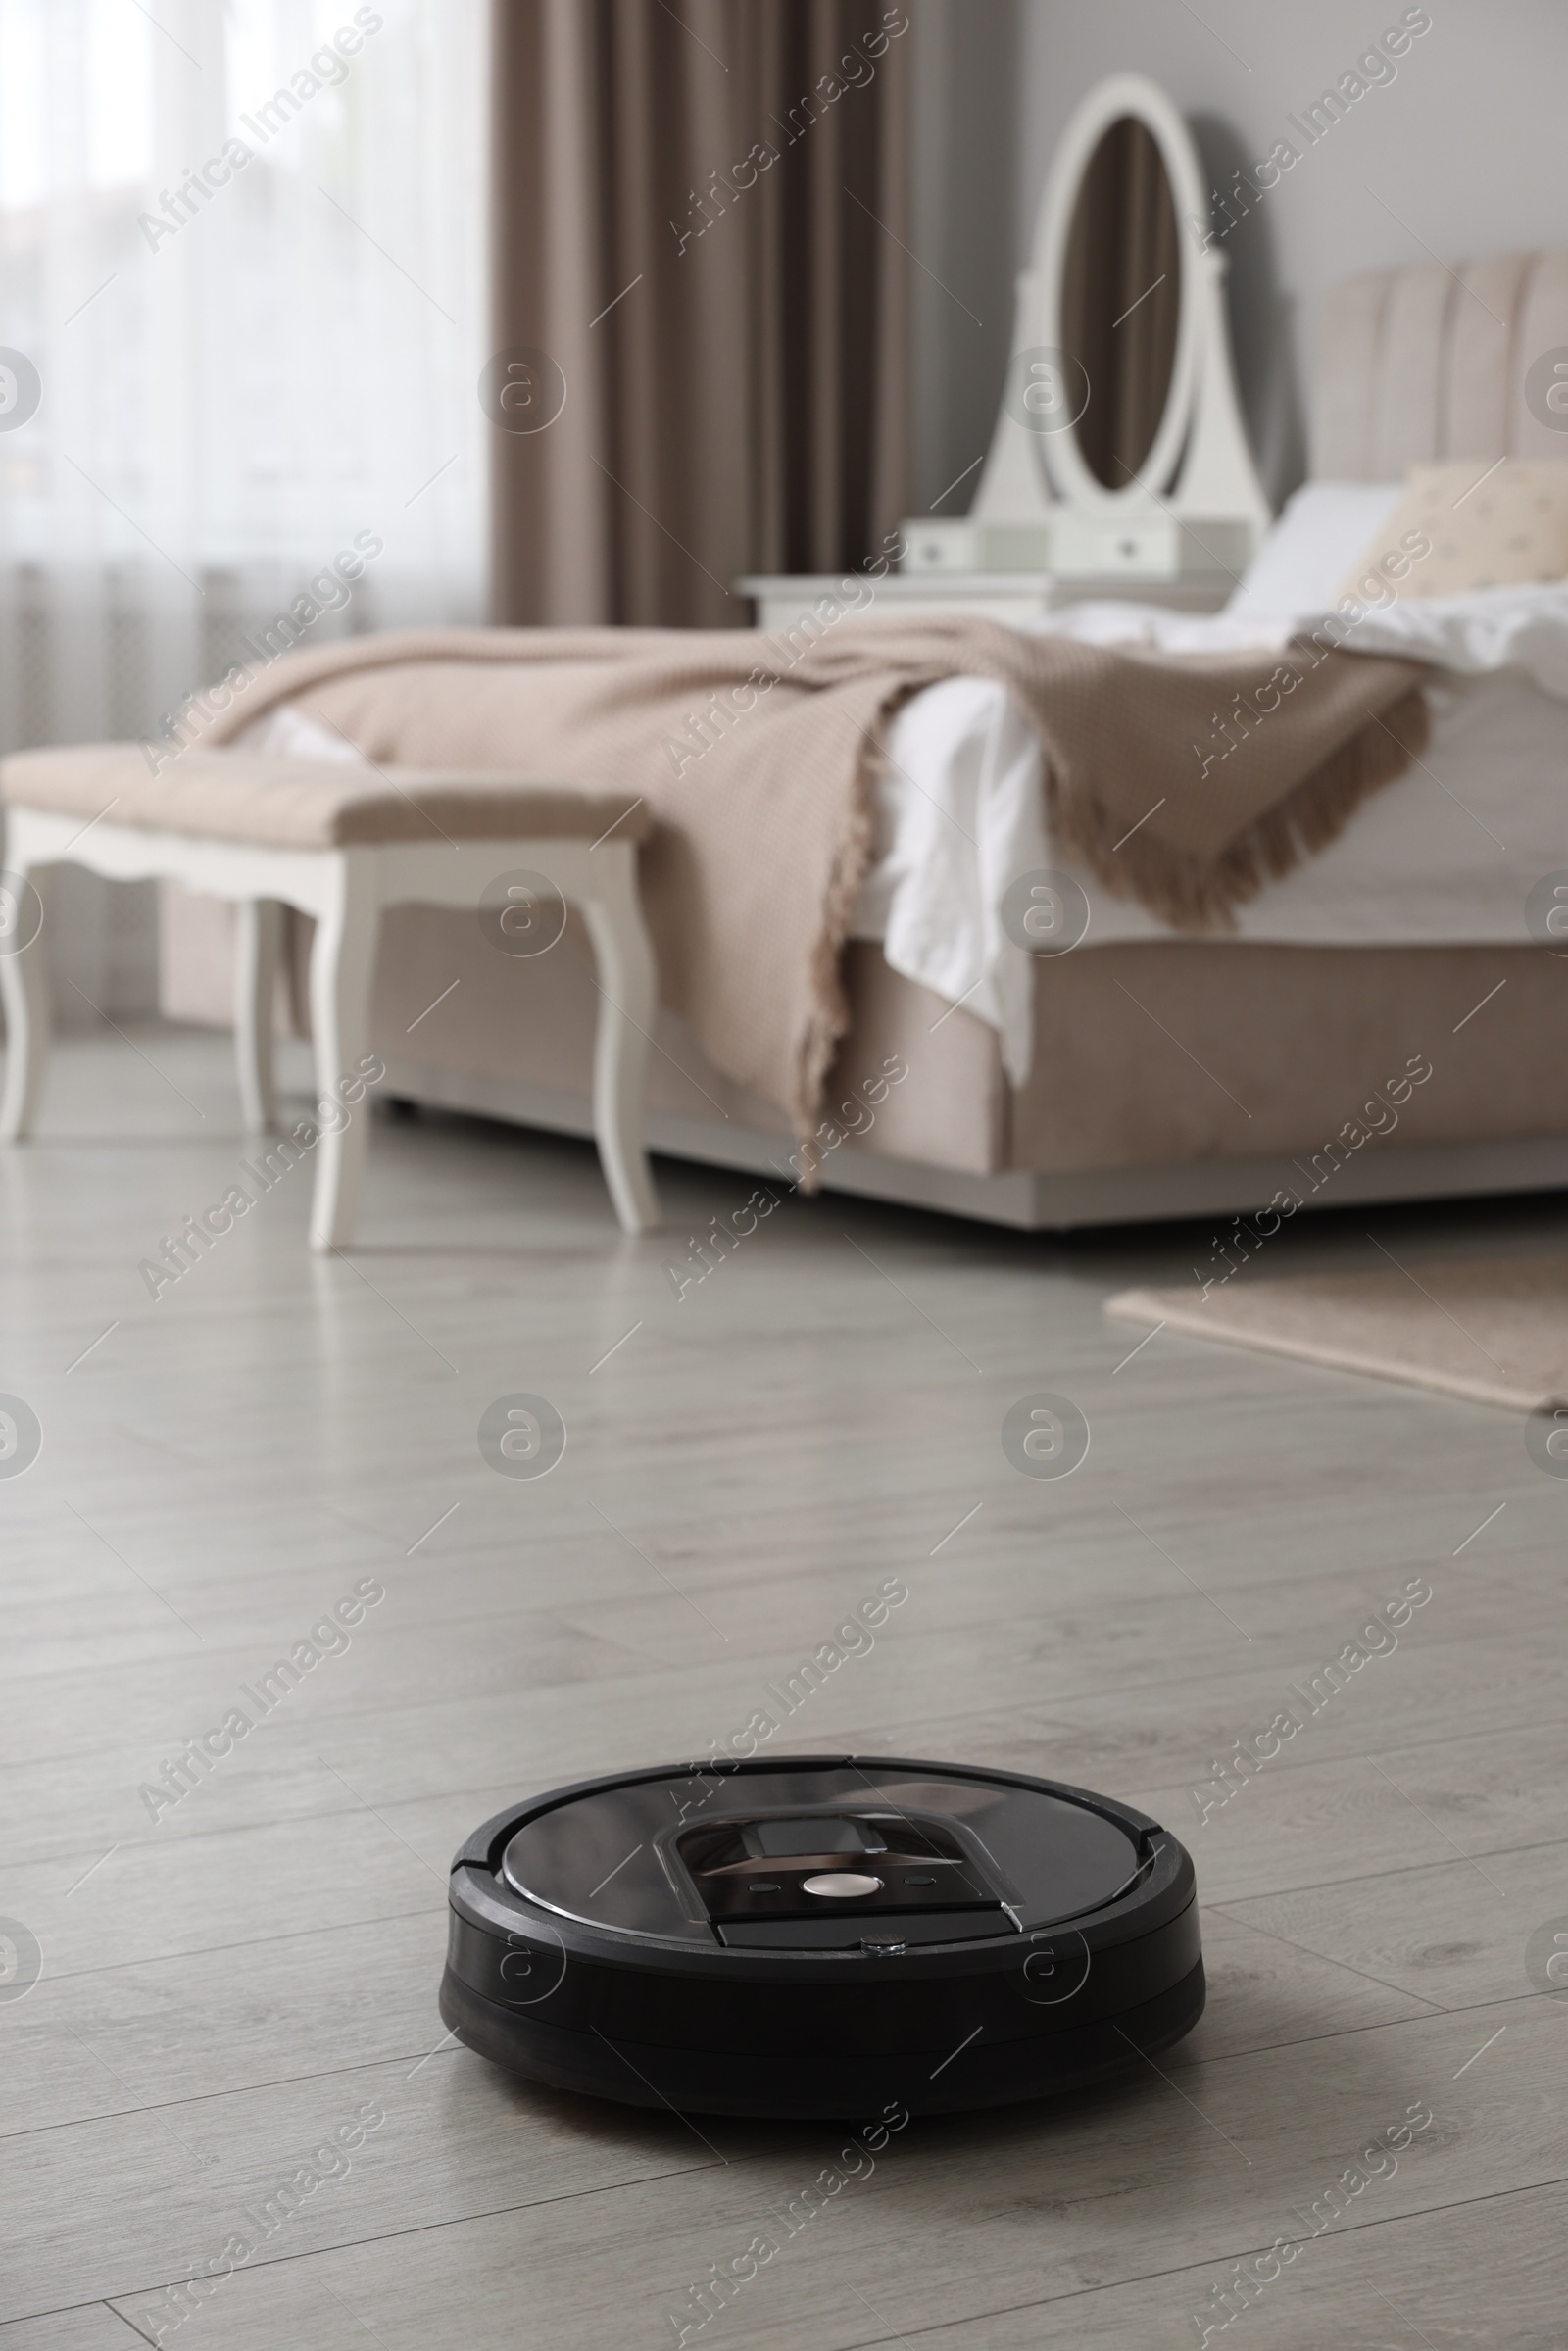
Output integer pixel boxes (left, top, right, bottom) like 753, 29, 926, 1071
1225, 482, 1403, 624
1335, 459, 1568, 603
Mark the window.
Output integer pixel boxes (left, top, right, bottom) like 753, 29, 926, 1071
0, 0, 487, 752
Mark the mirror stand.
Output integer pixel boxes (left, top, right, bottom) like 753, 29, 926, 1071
902, 73, 1270, 600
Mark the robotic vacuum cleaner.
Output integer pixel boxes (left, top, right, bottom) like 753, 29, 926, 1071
440, 1755, 1203, 2118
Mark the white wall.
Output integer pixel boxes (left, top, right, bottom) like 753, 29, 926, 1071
912, 0, 1568, 513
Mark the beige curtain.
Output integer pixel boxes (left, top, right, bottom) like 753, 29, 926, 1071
490, 0, 911, 626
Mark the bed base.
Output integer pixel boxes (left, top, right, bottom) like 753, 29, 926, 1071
378, 1056, 1568, 1233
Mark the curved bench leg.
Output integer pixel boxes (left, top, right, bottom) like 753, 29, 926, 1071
308, 856, 379, 1253
580, 847, 661, 1235
234, 898, 283, 1134
0, 863, 53, 1142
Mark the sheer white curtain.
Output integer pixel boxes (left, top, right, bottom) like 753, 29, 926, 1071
0, 0, 488, 1013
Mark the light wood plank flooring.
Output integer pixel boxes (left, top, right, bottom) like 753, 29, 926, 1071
2, 1025, 1565, 2349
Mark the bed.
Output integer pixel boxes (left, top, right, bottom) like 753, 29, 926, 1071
158, 239, 1568, 1231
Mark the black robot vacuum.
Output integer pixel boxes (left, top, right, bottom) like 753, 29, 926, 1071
440, 1755, 1203, 2118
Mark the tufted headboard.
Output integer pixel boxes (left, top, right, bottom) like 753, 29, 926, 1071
1310, 253, 1568, 480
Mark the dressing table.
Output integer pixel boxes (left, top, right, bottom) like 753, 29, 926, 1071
743, 74, 1269, 627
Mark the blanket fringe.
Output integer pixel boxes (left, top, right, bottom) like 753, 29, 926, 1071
793, 733, 881, 1188
1050, 686, 1431, 932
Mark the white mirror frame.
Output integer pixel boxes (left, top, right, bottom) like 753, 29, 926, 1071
1033, 73, 1203, 509
973, 73, 1270, 546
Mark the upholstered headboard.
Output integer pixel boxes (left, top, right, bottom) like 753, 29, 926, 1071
1311, 254, 1568, 479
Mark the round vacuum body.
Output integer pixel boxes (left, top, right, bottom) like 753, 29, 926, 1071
440, 1754, 1203, 2120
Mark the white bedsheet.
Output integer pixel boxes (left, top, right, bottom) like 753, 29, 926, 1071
858, 582, 1568, 1083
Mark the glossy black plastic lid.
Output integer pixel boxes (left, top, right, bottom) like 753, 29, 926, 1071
499, 1759, 1147, 1947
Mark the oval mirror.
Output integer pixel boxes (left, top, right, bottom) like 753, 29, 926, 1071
966, 70, 1269, 565
1030, 73, 1209, 510
1059, 115, 1180, 490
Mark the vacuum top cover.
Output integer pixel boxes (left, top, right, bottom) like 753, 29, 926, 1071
498, 1758, 1145, 1948
443, 1756, 1203, 2115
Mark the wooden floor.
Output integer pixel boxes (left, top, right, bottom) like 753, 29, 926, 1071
2, 1025, 1565, 2350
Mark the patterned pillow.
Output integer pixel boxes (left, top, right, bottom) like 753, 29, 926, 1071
1335, 459, 1568, 603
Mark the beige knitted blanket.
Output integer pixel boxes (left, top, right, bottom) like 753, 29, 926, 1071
192, 618, 1428, 1139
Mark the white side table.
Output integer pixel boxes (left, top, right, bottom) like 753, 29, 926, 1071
739, 571, 1233, 632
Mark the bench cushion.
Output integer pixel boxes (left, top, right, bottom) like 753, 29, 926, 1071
0, 744, 652, 851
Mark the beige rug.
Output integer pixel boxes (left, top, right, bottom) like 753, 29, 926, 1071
1105, 1253, 1568, 1411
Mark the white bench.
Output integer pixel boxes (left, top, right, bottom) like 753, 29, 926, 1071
0, 744, 661, 1246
